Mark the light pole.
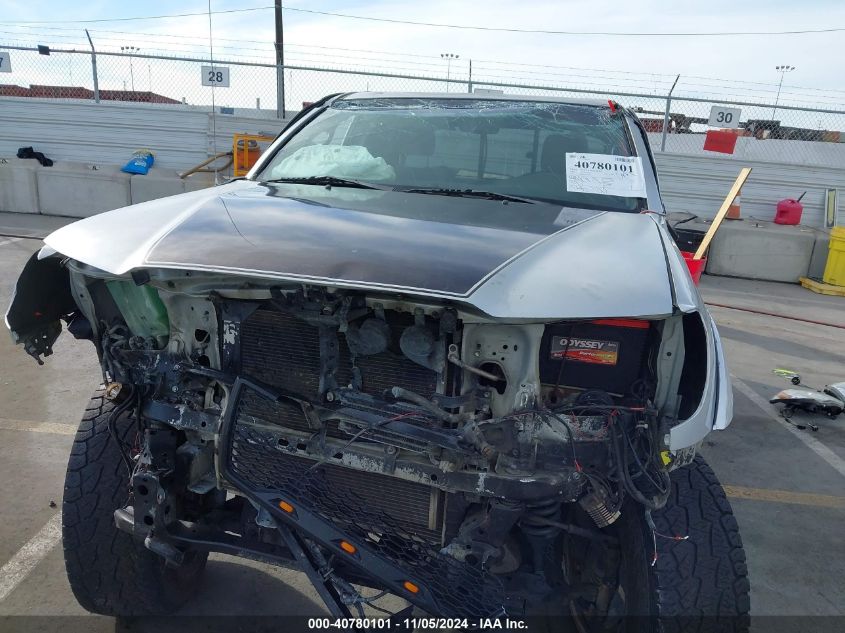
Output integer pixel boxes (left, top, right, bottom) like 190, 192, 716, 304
441, 53, 459, 92
121, 46, 140, 92
772, 65, 795, 120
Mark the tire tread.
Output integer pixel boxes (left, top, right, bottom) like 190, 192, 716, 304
62, 389, 204, 616
650, 456, 751, 632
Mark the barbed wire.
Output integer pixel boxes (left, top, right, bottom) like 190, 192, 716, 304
2, 32, 842, 108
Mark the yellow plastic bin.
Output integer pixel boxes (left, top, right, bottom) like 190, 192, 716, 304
823, 227, 845, 286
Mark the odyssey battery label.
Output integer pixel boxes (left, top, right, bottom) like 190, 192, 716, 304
550, 336, 620, 366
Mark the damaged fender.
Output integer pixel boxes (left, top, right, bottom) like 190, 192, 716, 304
5, 248, 81, 363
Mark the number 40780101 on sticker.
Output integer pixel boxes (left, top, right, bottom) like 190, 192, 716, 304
564, 153, 647, 198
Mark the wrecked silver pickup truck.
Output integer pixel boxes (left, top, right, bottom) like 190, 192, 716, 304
6, 94, 749, 629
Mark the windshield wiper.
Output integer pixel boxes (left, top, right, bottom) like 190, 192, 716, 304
402, 188, 537, 204
262, 176, 391, 190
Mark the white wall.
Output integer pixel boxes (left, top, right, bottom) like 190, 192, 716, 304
0, 97, 288, 171
648, 133, 845, 169
654, 152, 845, 228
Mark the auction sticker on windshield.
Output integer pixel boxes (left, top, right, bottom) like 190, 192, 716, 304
565, 153, 647, 198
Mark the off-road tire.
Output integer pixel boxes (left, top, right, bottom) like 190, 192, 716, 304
62, 389, 207, 616
618, 455, 751, 632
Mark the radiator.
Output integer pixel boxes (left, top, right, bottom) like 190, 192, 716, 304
241, 308, 438, 399
237, 308, 446, 541
225, 381, 504, 617
234, 386, 443, 541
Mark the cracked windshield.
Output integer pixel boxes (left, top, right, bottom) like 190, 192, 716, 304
259, 99, 644, 211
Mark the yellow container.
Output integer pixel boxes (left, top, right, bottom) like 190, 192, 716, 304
232, 133, 275, 177
823, 227, 845, 286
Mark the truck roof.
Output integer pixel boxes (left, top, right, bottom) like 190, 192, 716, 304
338, 92, 613, 108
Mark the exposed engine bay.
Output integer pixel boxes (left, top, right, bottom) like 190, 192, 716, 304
10, 257, 710, 617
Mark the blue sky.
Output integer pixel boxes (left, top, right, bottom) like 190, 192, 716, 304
2, 0, 844, 106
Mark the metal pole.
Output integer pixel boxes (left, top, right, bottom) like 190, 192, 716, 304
121, 45, 139, 92
274, 0, 286, 119
441, 53, 458, 93
771, 66, 794, 120
85, 29, 99, 103
660, 74, 680, 152
468, 59, 472, 94
772, 74, 784, 120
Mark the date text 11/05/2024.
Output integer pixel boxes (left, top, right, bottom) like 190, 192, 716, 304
307, 618, 529, 629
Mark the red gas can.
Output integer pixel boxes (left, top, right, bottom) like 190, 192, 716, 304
775, 198, 804, 225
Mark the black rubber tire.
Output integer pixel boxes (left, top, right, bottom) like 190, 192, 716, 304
62, 390, 207, 616
617, 455, 751, 632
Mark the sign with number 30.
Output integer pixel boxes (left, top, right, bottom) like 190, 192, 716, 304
708, 105, 741, 128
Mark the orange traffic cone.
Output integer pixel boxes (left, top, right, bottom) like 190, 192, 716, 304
726, 189, 742, 219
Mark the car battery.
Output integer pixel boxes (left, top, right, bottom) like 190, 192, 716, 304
539, 319, 651, 396
673, 227, 705, 254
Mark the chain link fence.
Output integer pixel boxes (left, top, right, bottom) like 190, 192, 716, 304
2, 43, 844, 167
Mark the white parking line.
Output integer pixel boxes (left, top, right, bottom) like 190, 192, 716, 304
0, 417, 76, 436
732, 375, 845, 479
0, 512, 62, 602
0, 237, 24, 247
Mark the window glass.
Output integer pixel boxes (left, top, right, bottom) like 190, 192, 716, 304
259, 98, 642, 212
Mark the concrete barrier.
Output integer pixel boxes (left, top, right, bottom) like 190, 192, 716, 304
183, 174, 216, 192
1, 156, 216, 216
37, 162, 131, 218
0, 158, 40, 214
130, 168, 186, 204
130, 171, 216, 203
808, 232, 831, 280
706, 220, 816, 283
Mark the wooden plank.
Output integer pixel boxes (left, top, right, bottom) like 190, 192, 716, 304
693, 167, 752, 260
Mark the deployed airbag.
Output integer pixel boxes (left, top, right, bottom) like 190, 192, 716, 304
268, 145, 396, 181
